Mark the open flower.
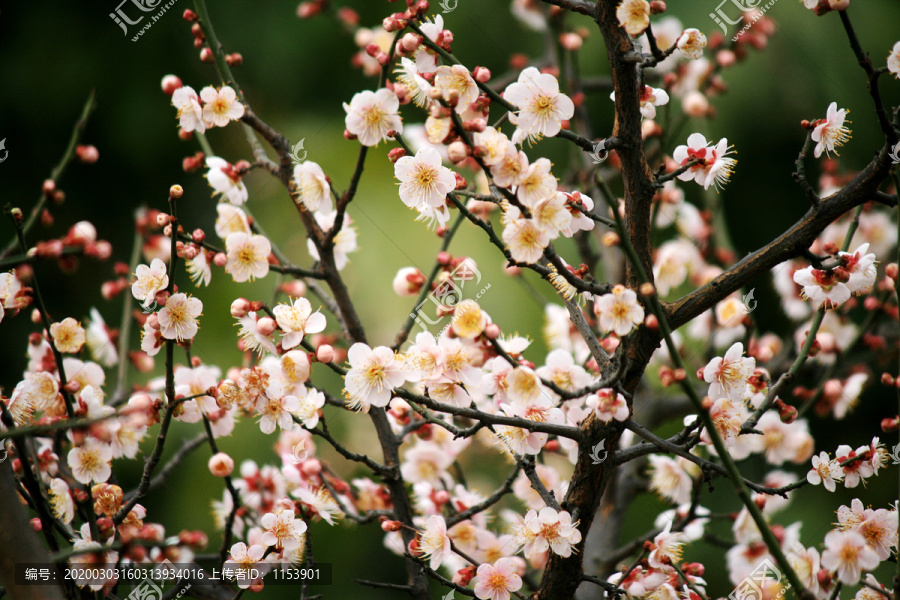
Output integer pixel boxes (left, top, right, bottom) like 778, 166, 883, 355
676, 28, 707, 60
820, 530, 879, 584
703, 342, 755, 402
171, 85, 205, 133
68, 439, 113, 485
504, 67, 574, 145
516, 507, 582, 558
225, 232, 271, 282
343, 343, 405, 411
673, 133, 737, 191
807, 451, 844, 492
206, 157, 249, 205
157, 293, 202, 341
434, 64, 479, 114
394, 147, 456, 209
586, 389, 629, 423
51, 317, 86, 354
616, 0, 650, 37
812, 102, 851, 158
502, 205, 549, 264
200, 85, 245, 128
418, 515, 452, 569
224, 542, 266, 589
261, 509, 308, 550
793, 266, 851, 309
273, 297, 326, 350
889, 41, 900, 78
293, 161, 333, 216
344, 88, 402, 147
594, 284, 644, 337
131, 258, 168, 309
473, 558, 523, 600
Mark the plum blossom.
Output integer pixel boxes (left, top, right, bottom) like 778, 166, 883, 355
648, 523, 687, 568
293, 161, 333, 216
807, 451, 844, 492
502, 205, 549, 264
157, 293, 202, 342
594, 284, 645, 337
419, 515, 452, 569
616, 0, 650, 37
200, 85, 244, 128
820, 530, 879, 584
260, 509, 307, 550
648, 455, 694, 504
343, 343, 405, 411
504, 67, 574, 145
273, 297, 326, 350
68, 439, 112, 485
51, 317, 86, 354
812, 102, 851, 158
516, 507, 582, 558
473, 558, 523, 600
224, 542, 266, 589
889, 41, 900, 77
225, 232, 271, 282
673, 133, 737, 191
793, 266, 852, 309
676, 28, 707, 60
434, 64, 479, 114
49, 478, 75, 524
586, 389, 629, 423
703, 342, 755, 402
394, 147, 455, 210
205, 157, 249, 205
171, 85, 205, 133
131, 258, 168, 309
344, 88, 403, 147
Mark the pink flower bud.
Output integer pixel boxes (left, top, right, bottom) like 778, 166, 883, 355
316, 344, 334, 363
393, 267, 425, 296
75, 145, 99, 164
473, 66, 491, 83
161, 74, 183, 95
399, 32, 420, 53
300, 459, 322, 476
560, 32, 583, 51
484, 323, 501, 339
30, 518, 42, 532
230, 298, 251, 318
200, 48, 214, 63
169, 185, 184, 199
256, 317, 277, 337
208, 452, 234, 477
447, 141, 469, 164
213, 252, 227, 267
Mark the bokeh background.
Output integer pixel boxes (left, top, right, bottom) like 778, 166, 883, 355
1, 1, 899, 598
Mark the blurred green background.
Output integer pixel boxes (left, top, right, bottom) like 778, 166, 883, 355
1, 1, 899, 598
